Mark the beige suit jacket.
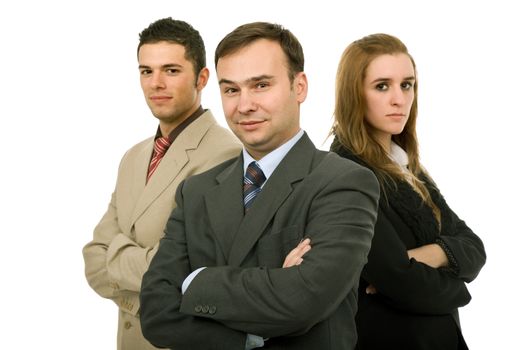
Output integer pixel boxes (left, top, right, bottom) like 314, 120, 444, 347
83, 110, 241, 349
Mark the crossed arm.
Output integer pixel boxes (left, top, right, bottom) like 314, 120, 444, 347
140, 167, 379, 348
83, 192, 159, 314
360, 206, 485, 314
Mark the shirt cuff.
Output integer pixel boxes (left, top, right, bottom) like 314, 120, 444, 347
182, 267, 206, 294
245, 334, 265, 349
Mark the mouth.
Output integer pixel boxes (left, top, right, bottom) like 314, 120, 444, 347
237, 119, 266, 131
238, 119, 264, 125
386, 113, 406, 120
150, 96, 172, 102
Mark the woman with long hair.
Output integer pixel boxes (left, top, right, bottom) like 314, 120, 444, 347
330, 33, 486, 349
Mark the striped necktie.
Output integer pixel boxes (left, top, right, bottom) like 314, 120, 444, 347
243, 161, 266, 212
147, 137, 171, 183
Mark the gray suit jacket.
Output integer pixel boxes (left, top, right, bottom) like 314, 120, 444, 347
140, 134, 380, 350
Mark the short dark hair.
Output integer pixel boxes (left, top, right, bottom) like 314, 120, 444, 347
215, 22, 304, 82
138, 17, 206, 76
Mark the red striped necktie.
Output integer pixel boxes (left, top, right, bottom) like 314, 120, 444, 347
147, 137, 171, 183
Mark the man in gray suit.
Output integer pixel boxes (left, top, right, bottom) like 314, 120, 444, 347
140, 22, 380, 350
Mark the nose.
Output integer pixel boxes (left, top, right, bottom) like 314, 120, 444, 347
390, 87, 405, 106
237, 90, 257, 114
150, 71, 166, 89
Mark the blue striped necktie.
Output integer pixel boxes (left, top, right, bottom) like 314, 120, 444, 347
243, 161, 266, 212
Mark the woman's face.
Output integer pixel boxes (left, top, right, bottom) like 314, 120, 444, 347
363, 53, 415, 149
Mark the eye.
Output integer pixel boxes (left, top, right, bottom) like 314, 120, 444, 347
375, 82, 388, 91
255, 81, 270, 89
166, 68, 180, 75
223, 87, 238, 95
401, 81, 413, 90
140, 69, 152, 76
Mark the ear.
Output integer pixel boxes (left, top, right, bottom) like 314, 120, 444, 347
294, 72, 308, 103
196, 67, 210, 91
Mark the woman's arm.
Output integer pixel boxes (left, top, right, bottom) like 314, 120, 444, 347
361, 208, 472, 315
437, 210, 486, 282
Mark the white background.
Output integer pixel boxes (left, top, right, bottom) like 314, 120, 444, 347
1, 0, 522, 348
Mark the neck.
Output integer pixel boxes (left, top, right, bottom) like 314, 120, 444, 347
158, 103, 202, 138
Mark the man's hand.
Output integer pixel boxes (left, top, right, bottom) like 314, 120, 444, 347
407, 243, 449, 269
282, 238, 311, 268
365, 285, 377, 294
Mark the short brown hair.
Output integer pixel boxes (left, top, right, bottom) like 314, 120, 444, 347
138, 17, 206, 77
214, 22, 304, 82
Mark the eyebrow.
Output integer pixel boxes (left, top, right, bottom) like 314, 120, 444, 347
370, 76, 416, 84
138, 63, 183, 70
218, 74, 274, 85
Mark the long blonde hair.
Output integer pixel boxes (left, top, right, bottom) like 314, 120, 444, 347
332, 33, 441, 225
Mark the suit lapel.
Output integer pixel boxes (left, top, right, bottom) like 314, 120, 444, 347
204, 157, 244, 260
228, 134, 317, 267
130, 111, 215, 226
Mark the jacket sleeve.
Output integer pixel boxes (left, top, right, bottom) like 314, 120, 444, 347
438, 209, 486, 283
179, 166, 379, 338
361, 207, 472, 315
82, 190, 158, 316
426, 176, 486, 282
139, 181, 248, 350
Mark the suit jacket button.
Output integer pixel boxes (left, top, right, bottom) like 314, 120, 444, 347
209, 306, 217, 315
194, 305, 202, 313
124, 321, 132, 330
202, 305, 209, 313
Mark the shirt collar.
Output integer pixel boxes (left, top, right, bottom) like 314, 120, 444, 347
243, 129, 304, 184
154, 106, 205, 143
389, 142, 409, 168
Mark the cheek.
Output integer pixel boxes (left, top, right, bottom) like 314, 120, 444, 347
365, 93, 387, 119
364, 102, 379, 124
221, 98, 237, 120
139, 79, 148, 92
407, 94, 415, 111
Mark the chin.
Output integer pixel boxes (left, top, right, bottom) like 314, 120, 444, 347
391, 125, 408, 135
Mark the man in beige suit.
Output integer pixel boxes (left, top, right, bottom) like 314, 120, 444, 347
83, 18, 241, 349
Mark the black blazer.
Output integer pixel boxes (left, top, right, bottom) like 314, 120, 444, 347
140, 134, 380, 350
331, 141, 486, 350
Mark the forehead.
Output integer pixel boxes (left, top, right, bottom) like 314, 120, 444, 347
216, 39, 288, 82
138, 41, 189, 65
365, 53, 415, 81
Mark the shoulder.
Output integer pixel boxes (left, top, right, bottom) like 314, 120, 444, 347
307, 150, 379, 198
184, 156, 239, 188
322, 150, 369, 171
194, 110, 242, 150
329, 138, 368, 167
204, 123, 241, 148
119, 136, 154, 162
314, 149, 375, 179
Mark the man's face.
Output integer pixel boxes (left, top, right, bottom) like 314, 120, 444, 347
138, 41, 207, 129
217, 39, 307, 160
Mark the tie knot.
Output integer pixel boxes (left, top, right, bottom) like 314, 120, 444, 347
244, 161, 266, 187
153, 137, 171, 157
